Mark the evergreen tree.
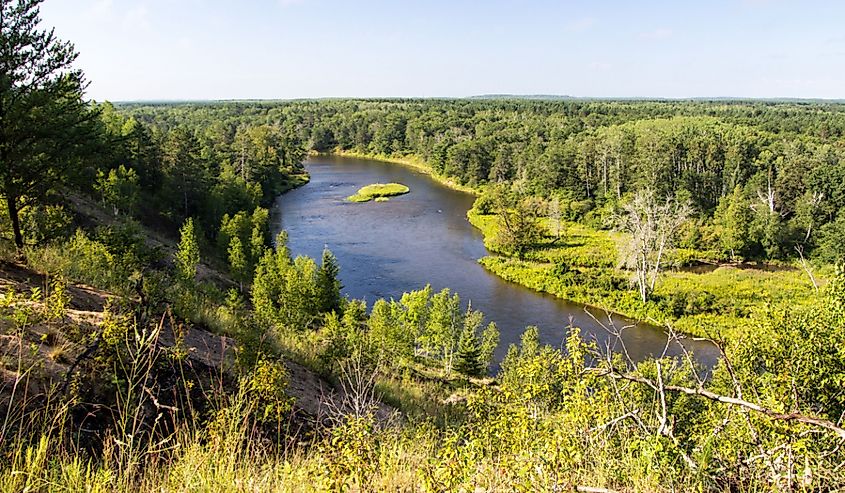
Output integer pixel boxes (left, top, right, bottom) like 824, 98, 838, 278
317, 247, 343, 314
454, 315, 484, 377
162, 126, 206, 219
0, 0, 100, 250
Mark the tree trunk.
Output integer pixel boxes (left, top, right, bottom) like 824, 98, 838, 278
6, 193, 23, 250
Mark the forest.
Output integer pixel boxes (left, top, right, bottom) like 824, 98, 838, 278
121, 97, 845, 262
2, 1, 845, 491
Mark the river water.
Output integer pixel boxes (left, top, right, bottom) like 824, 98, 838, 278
273, 155, 720, 369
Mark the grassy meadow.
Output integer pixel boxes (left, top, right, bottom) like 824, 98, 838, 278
467, 208, 822, 341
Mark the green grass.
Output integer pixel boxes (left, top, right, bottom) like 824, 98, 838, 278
467, 209, 822, 341
346, 183, 410, 203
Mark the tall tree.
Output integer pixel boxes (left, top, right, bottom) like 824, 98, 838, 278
228, 235, 248, 292
317, 247, 343, 314
176, 218, 200, 283
488, 184, 543, 259
713, 185, 751, 260
0, 0, 99, 249
162, 126, 206, 219
619, 189, 692, 302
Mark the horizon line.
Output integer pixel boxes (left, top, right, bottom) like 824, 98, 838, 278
105, 95, 845, 105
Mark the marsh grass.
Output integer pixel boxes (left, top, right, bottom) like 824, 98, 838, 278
468, 210, 821, 340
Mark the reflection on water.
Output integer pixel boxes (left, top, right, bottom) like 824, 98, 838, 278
273, 155, 721, 371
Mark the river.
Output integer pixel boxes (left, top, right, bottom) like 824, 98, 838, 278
273, 155, 720, 369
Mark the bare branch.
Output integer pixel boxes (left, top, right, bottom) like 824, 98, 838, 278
596, 368, 845, 440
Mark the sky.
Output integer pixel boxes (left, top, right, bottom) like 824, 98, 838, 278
38, 0, 845, 101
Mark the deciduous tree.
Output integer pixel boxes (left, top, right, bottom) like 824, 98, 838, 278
619, 189, 692, 302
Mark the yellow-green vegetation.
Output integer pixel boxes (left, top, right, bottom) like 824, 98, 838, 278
346, 182, 410, 202
7, 4, 845, 489
4, 212, 845, 491
331, 150, 477, 194
468, 207, 821, 340
279, 172, 310, 193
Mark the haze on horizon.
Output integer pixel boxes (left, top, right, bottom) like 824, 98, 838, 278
40, 0, 845, 102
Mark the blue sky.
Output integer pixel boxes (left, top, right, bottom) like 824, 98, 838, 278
39, 0, 845, 101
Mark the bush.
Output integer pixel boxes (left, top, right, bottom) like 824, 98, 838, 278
657, 290, 718, 317
20, 203, 73, 244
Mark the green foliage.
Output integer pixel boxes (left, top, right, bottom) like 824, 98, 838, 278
0, 0, 100, 249
25, 229, 139, 294
367, 299, 411, 367
243, 357, 293, 424
713, 185, 752, 259
346, 182, 410, 202
480, 321, 499, 366
453, 312, 484, 377
421, 288, 463, 370
175, 218, 201, 283
316, 247, 343, 314
816, 211, 845, 263
95, 165, 140, 217
18, 203, 73, 244
252, 232, 321, 331
11, 79, 845, 491
218, 207, 269, 279
227, 236, 248, 289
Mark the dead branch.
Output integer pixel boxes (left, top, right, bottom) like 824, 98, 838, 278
597, 368, 845, 440
588, 409, 641, 433
795, 245, 819, 293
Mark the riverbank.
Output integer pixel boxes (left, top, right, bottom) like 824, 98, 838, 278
467, 207, 822, 341
309, 152, 822, 343
326, 150, 478, 195
278, 172, 311, 194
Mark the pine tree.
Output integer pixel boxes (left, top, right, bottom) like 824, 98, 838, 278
454, 322, 484, 377
317, 247, 343, 314
175, 218, 200, 282
0, 0, 100, 250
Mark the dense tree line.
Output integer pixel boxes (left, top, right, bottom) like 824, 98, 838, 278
115, 98, 845, 262
95, 102, 307, 234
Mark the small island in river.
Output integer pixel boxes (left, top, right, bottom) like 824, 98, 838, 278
346, 182, 410, 202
